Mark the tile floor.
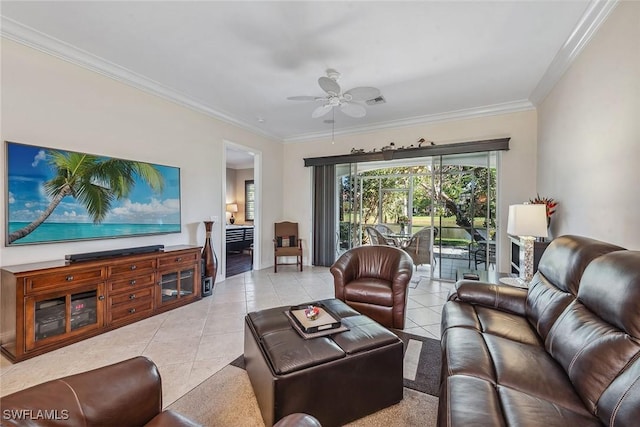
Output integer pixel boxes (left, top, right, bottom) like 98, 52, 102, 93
0, 265, 452, 407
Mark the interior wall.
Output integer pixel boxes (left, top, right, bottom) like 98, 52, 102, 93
0, 39, 283, 278
537, 1, 639, 249
283, 110, 538, 272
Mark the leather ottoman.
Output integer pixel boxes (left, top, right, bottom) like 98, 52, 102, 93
244, 298, 403, 427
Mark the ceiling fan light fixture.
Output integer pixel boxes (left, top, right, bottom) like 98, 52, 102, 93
288, 69, 382, 119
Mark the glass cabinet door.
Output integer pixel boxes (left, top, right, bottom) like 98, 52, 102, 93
179, 268, 195, 297
34, 296, 66, 341
159, 271, 179, 303
158, 267, 196, 306
27, 284, 104, 351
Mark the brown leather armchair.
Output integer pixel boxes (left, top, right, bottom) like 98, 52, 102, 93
330, 245, 413, 329
274, 221, 303, 272
1, 356, 198, 427
1, 356, 322, 427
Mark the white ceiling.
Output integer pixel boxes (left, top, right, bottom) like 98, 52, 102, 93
226, 145, 255, 170
1, 1, 614, 142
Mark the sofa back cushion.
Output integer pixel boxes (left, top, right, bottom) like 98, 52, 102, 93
545, 251, 640, 425
526, 235, 624, 340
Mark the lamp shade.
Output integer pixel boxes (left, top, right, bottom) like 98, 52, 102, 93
226, 203, 238, 213
507, 204, 548, 238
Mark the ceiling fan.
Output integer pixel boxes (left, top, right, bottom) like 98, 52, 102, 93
287, 69, 381, 119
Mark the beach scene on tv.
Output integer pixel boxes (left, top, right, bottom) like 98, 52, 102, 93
6, 142, 181, 245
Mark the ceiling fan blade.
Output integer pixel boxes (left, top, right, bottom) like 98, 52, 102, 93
312, 104, 333, 118
340, 102, 367, 118
287, 96, 321, 101
344, 87, 381, 102
318, 76, 341, 95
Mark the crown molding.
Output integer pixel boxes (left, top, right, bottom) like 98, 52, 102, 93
0, 16, 279, 141
283, 100, 534, 143
529, 0, 619, 105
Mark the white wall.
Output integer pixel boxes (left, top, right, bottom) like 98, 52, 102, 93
537, 1, 640, 249
283, 110, 538, 271
0, 40, 283, 278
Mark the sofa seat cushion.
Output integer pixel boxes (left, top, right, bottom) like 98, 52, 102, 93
344, 278, 393, 306
441, 375, 602, 427
442, 327, 590, 414
442, 300, 542, 346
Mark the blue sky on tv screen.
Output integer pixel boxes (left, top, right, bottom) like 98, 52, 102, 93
7, 143, 181, 226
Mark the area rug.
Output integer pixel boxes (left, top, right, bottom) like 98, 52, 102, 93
230, 330, 441, 397
168, 364, 439, 426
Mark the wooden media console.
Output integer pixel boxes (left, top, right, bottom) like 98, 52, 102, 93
0, 245, 201, 362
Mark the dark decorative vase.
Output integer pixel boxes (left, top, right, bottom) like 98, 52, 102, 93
202, 221, 218, 279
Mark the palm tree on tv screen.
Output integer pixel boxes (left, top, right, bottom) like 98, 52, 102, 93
8, 150, 164, 244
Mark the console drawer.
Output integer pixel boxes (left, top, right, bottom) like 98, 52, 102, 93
158, 251, 199, 268
107, 273, 156, 293
107, 297, 154, 325
26, 268, 105, 294
108, 259, 156, 277
108, 286, 153, 307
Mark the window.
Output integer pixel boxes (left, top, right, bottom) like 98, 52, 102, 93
245, 180, 255, 221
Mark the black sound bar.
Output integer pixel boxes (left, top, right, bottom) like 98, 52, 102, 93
65, 244, 165, 263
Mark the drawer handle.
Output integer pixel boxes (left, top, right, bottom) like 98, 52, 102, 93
130, 279, 137, 285
175, 257, 182, 262
129, 308, 136, 314
130, 265, 137, 271
98, 295, 105, 301
129, 294, 136, 300
66, 275, 74, 281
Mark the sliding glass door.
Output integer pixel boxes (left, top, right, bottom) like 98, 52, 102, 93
432, 152, 497, 280
333, 151, 498, 281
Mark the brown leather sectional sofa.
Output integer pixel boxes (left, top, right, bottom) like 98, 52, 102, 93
1, 356, 321, 427
439, 235, 640, 427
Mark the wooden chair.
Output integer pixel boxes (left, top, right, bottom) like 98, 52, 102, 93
273, 221, 303, 272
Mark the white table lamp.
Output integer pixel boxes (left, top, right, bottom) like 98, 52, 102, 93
507, 204, 548, 283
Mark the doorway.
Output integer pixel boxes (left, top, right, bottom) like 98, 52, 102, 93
224, 142, 260, 278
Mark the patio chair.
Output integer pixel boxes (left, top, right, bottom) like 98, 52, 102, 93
364, 226, 398, 246
374, 224, 400, 246
400, 227, 434, 269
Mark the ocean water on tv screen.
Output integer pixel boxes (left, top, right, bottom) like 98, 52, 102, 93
8, 222, 180, 244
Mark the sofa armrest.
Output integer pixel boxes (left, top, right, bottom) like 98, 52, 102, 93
451, 280, 528, 316
391, 257, 414, 297
330, 251, 358, 300
1, 357, 163, 427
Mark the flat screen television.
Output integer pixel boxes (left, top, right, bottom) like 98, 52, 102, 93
5, 141, 181, 246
